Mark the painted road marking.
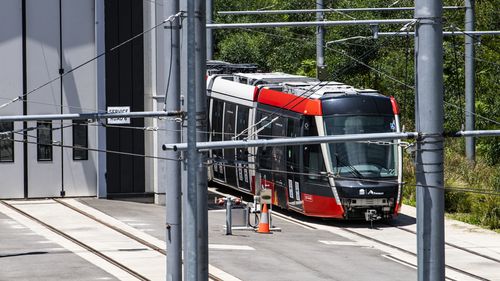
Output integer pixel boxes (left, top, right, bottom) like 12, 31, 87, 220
209, 244, 255, 251
319, 240, 369, 247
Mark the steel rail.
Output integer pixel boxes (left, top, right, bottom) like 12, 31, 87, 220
52, 199, 225, 281
217, 6, 464, 15
0, 200, 149, 281
53, 199, 166, 254
256, 202, 489, 281
389, 223, 500, 264
208, 187, 491, 280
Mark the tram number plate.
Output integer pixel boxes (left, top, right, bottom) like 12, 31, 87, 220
238, 165, 243, 180
295, 181, 301, 201
288, 179, 294, 199
244, 169, 249, 183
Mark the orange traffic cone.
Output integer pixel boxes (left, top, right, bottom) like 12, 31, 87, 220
257, 204, 271, 234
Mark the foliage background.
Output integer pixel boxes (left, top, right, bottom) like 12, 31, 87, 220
212, 0, 500, 230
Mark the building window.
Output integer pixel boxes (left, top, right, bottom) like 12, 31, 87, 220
0, 122, 14, 162
37, 121, 52, 161
73, 121, 88, 160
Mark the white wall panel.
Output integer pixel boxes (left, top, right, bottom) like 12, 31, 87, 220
0, 0, 24, 198
61, 0, 97, 196
26, 0, 62, 197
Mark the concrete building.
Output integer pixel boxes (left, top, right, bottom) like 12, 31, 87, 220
0, 0, 168, 203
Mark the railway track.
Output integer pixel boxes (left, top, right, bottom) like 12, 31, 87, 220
209, 187, 500, 281
0, 199, 225, 281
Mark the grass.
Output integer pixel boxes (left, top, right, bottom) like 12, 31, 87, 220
402, 139, 500, 231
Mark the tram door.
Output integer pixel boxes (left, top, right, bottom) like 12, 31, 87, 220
286, 118, 302, 210
272, 117, 287, 208
235, 106, 250, 191
211, 99, 224, 181
223, 103, 237, 186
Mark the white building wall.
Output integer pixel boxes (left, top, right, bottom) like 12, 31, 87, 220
26, 0, 63, 197
61, 0, 97, 197
0, 0, 24, 198
0, 0, 97, 198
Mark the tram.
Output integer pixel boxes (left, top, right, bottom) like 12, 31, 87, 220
206, 71, 403, 220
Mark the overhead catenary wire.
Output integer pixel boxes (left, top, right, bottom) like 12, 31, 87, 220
5, 136, 180, 162
2, 126, 497, 197
229, 23, 415, 139
208, 162, 500, 197
163, 20, 174, 111
212, 18, 500, 127
0, 12, 184, 112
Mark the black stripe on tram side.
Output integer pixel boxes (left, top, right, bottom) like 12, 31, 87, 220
22, 0, 28, 199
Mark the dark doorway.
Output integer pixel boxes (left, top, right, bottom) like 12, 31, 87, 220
105, 0, 145, 195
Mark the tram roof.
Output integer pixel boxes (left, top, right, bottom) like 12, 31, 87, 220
234, 72, 318, 85
277, 80, 382, 100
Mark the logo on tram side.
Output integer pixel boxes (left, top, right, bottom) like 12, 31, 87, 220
359, 189, 384, 196
368, 190, 384, 195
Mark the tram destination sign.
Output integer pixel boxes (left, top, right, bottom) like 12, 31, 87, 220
107, 106, 131, 124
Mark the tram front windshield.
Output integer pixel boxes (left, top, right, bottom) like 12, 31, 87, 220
324, 115, 397, 178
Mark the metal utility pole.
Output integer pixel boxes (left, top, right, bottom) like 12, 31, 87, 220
180, 0, 208, 279
316, 0, 326, 80
182, 0, 198, 278
414, 0, 445, 280
195, 0, 209, 279
206, 0, 213, 60
465, 0, 476, 162
95, 0, 106, 199
164, 0, 182, 280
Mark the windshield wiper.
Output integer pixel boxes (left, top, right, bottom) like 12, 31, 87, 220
334, 153, 364, 178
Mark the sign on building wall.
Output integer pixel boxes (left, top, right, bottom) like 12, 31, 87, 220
107, 106, 131, 124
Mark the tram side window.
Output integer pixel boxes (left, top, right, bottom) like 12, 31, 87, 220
286, 118, 300, 172
211, 99, 224, 162
37, 121, 53, 161
303, 117, 326, 182
236, 105, 249, 158
256, 111, 273, 172
211, 99, 224, 142
235, 106, 249, 140
73, 121, 88, 160
0, 122, 14, 162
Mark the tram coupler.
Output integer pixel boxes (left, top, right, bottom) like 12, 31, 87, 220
365, 209, 382, 228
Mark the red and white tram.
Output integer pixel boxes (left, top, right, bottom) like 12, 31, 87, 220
207, 71, 403, 220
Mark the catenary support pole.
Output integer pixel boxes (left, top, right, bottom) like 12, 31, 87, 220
95, 0, 106, 199
316, 0, 325, 80
164, 0, 182, 280
195, 0, 209, 278
181, 0, 199, 279
206, 0, 213, 60
465, 0, 476, 162
414, 0, 445, 280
